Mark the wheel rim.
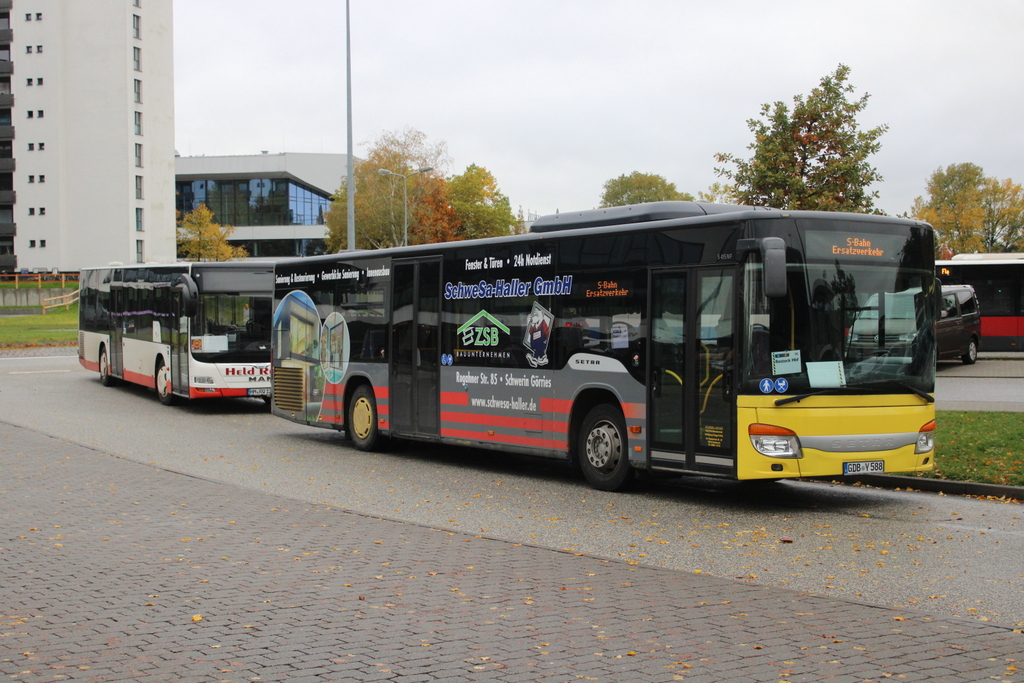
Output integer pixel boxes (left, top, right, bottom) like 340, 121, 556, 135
100, 352, 108, 379
969, 341, 978, 361
351, 397, 373, 440
157, 364, 171, 398
585, 419, 622, 472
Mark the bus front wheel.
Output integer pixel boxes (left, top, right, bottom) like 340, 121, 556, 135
578, 404, 634, 492
156, 359, 175, 406
99, 347, 117, 387
348, 384, 382, 451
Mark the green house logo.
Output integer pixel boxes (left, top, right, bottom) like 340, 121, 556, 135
457, 310, 510, 347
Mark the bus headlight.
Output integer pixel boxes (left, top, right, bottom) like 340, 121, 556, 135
749, 423, 802, 458
915, 420, 936, 454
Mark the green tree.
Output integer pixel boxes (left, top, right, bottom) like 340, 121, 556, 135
715, 64, 887, 213
325, 128, 451, 250
177, 203, 247, 261
599, 171, 693, 207
697, 182, 738, 204
446, 164, 518, 240
912, 164, 1024, 255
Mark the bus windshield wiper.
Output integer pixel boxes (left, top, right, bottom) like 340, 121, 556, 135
774, 379, 934, 406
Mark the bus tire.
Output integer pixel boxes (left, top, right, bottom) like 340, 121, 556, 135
99, 347, 117, 387
156, 359, 175, 406
348, 384, 382, 451
578, 404, 634, 492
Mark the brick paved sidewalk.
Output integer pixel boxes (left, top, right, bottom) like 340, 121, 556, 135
1, 422, 1020, 683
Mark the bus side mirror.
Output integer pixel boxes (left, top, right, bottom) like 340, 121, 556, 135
761, 237, 788, 298
173, 274, 199, 318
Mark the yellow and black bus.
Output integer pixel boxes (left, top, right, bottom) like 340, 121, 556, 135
271, 202, 937, 491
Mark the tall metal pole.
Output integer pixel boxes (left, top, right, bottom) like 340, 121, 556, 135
345, 0, 355, 251
402, 179, 409, 247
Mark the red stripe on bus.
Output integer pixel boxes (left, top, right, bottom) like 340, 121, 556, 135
441, 427, 568, 451
322, 399, 344, 411
981, 316, 1023, 337
81, 359, 99, 372
318, 414, 343, 424
540, 398, 573, 414
441, 391, 469, 405
441, 410, 568, 433
622, 402, 646, 419
374, 386, 389, 399
122, 369, 155, 389
377, 405, 389, 416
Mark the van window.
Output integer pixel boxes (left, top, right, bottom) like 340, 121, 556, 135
958, 291, 977, 314
941, 294, 958, 318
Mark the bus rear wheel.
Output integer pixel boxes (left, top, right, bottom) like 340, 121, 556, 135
99, 347, 117, 387
156, 359, 175, 406
348, 384, 382, 451
578, 404, 634, 492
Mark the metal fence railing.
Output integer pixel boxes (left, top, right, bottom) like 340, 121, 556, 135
0, 273, 80, 289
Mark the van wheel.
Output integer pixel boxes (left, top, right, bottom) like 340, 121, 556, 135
99, 347, 117, 387
578, 404, 634, 492
156, 359, 175, 405
961, 339, 978, 365
348, 384, 384, 451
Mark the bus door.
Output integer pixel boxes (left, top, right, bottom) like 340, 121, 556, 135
390, 258, 441, 438
171, 292, 189, 393
649, 267, 736, 474
109, 285, 125, 378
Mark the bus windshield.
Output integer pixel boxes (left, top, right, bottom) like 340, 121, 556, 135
191, 293, 272, 363
742, 219, 936, 396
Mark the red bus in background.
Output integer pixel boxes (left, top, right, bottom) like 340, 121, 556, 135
936, 253, 1024, 352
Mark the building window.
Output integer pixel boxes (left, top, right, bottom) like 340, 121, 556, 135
36, 45, 42, 53
133, 15, 141, 39
39, 239, 45, 247
0, 109, 9, 126
38, 142, 44, 150
133, 79, 142, 103
136, 240, 144, 263
135, 175, 143, 199
39, 207, 45, 215
26, 78, 33, 86
27, 143, 34, 151
27, 175, 34, 183
36, 13, 42, 21
28, 208, 34, 215
25, 46, 32, 54
26, 111, 32, 118
133, 47, 141, 71
0, 13, 7, 30
29, 240, 35, 247
0, 47, 10, 62
135, 143, 143, 167
0, 78, 10, 94
25, 14, 31, 21
37, 110, 43, 118
134, 0, 141, 7
136, 207, 144, 232
38, 175, 44, 183
134, 111, 142, 135
0, 141, 10, 158
0, 237, 12, 255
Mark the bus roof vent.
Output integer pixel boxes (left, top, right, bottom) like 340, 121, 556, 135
529, 201, 747, 233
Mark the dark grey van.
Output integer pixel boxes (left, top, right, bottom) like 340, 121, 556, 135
936, 284, 982, 364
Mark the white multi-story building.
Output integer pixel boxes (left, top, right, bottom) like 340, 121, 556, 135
0, 0, 175, 273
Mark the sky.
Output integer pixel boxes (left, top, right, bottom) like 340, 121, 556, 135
173, 0, 1024, 220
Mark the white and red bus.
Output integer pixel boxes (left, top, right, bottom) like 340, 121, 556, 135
271, 202, 938, 491
79, 262, 274, 404
937, 253, 1024, 352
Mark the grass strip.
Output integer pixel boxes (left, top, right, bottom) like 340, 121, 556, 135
0, 305, 79, 346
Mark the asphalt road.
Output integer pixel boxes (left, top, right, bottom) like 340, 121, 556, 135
2, 351, 1023, 629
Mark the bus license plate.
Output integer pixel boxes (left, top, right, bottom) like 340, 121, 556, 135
247, 388, 271, 397
843, 460, 884, 475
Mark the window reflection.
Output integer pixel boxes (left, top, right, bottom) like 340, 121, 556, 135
175, 178, 330, 227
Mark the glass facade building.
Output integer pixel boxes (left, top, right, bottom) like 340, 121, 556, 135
176, 178, 330, 228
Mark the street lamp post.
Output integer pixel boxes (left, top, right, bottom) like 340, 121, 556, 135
378, 166, 433, 246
